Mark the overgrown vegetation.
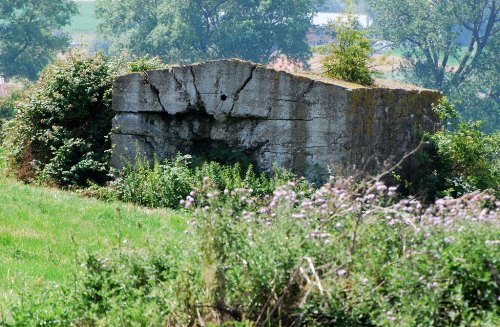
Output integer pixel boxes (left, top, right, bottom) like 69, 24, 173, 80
2, 51, 114, 186
0, 91, 19, 123
3, 176, 498, 326
412, 98, 500, 200
93, 154, 310, 209
0, 89, 22, 140
0, 6, 498, 324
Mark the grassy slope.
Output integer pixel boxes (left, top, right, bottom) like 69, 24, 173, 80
0, 149, 186, 307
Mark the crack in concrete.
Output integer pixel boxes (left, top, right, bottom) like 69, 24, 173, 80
142, 71, 166, 112
189, 66, 202, 106
297, 80, 315, 102
171, 68, 184, 90
229, 65, 257, 116
233, 65, 256, 101
172, 68, 198, 108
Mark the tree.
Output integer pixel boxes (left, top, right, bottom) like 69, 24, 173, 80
0, 0, 78, 80
367, 0, 499, 131
319, 1, 374, 85
95, 0, 316, 64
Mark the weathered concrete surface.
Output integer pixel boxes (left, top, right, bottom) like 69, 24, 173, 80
111, 59, 441, 179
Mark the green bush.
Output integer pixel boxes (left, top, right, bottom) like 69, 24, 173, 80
0, 82, 28, 140
318, 5, 374, 85
0, 90, 20, 122
126, 55, 166, 72
414, 98, 500, 200
2, 51, 114, 186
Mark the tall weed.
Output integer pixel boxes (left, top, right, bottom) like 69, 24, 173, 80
97, 154, 310, 209
4, 176, 498, 326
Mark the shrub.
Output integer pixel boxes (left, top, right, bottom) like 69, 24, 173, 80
318, 3, 374, 85
414, 98, 500, 200
5, 177, 499, 326
2, 51, 114, 186
0, 90, 21, 122
126, 55, 166, 72
0, 80, 28, 141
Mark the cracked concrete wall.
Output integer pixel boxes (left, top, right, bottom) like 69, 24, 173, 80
111, 59, 441, 179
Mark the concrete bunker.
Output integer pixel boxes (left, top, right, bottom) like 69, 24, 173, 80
111, 59, 441, 179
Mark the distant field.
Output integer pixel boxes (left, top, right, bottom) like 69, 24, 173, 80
66, 1, 99, 34
0, 148, 187, 309
65, 1, 101, 49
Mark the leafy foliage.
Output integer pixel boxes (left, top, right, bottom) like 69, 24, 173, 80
319, 9, 374, 85
126, 55, 166, 73
94, 153, 309, 209
4, 177, 499, 326
0, 85, 26, 139
366, 0, 499, 131
0, 91, 19, 122
0, 0, 78, 79
2, 51, 114, 186
94, 0, 315, 64
413, 98, 500, 200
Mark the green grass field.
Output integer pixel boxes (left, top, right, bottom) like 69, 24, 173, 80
66, 1, 99, 34
64, 1, 100, 47
0, 149, 187, 309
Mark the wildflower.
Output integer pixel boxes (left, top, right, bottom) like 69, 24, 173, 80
388, 186, 398, 196
184, 195, 195, 208
364, 193, 375, 202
